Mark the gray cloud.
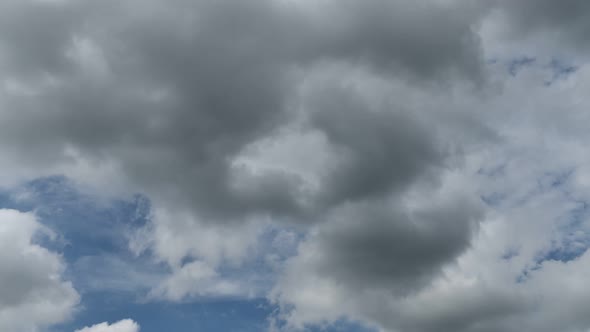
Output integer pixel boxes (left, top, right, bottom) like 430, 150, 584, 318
498, 0, 590, 38
306, 85, 444, 206
272, 59, 590, 332
484, 0, 590, 57
0, 0, 486, 222
311, 194, 482, 294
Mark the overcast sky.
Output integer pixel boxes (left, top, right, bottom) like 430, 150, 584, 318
2, 1, 590, 331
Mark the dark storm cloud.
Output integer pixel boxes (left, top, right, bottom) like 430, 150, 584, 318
0, 0, 486, 223
385, 289, 529, 332
299, 0, 486, 80
306, 85, 444, 206
313, 196, 482, 294
0, 0, 81, 77
495, 0, 590, 49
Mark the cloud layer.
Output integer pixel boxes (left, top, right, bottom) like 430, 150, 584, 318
2, 1, 590, 331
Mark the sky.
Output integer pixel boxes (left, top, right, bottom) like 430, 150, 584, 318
2, 1, 590, 331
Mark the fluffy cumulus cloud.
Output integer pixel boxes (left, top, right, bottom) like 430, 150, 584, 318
75, 319, 140, 332
2, 0, 590, 331
0, 209, 79, 332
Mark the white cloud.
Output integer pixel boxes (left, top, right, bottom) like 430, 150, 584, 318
74, 319, 140, 332
0, 209, 79, 332
149, 261, 243, 301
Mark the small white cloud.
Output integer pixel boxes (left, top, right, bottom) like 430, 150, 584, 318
75, 319, 140, 332
149, 260, 243, 302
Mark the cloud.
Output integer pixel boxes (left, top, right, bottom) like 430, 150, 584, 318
0, 0, 486, 215
0, 209, 79, 332
0, 0, 486, 210
269, 56, 590, 332
149, 261, 243, 301
74, 319, 140, 332
496, 0, 590, 42
481, 0, 590, 60
271, 169, 484, 330
6, 1, 590, 332
0, 0, 491, 305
